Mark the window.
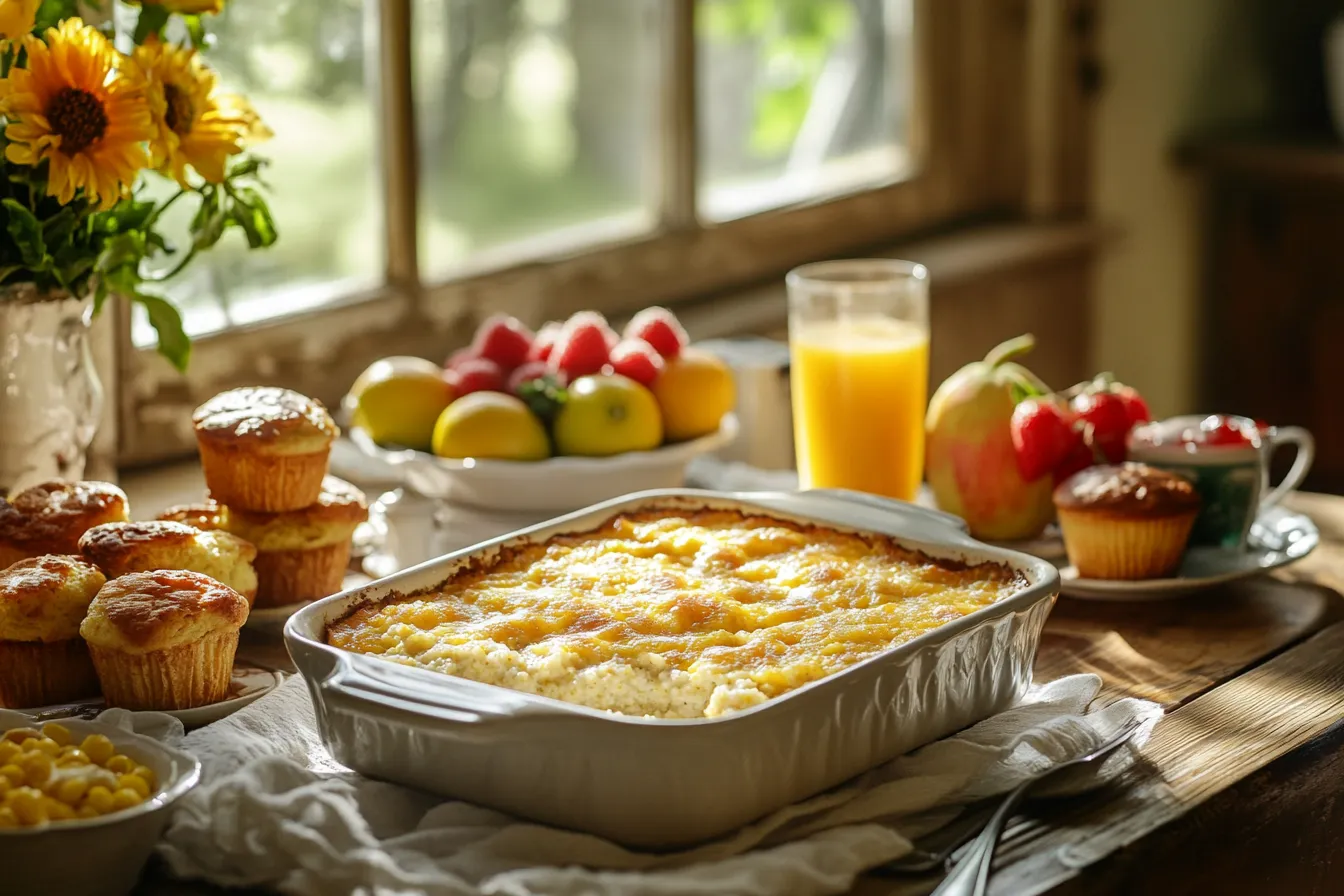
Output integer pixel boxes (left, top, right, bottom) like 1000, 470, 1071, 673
122, 0, 1046, 463
697, 0, 915, 221
132, 0, 381, 345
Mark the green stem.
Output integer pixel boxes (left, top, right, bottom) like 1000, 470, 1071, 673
151, 246, 198, 282
142, 188, 187, 232
983, 333, 1035, 368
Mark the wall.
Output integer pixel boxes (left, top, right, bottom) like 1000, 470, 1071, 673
1091, 0, 1274, 417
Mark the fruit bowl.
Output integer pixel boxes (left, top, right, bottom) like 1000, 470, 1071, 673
347, 415, 738, 512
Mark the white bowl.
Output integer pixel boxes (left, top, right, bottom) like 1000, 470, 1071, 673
0, 710, 201, 896
346, 414, 738, 513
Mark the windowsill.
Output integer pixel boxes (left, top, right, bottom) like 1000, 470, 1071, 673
118, 217, 1106, 488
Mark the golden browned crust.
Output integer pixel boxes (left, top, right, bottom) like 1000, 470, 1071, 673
0, 480, 129, 557
192, 386, 337, 447
326, 506, 1025, 638
81, 570, 249, 651
1053, 462, 1200, 518
157, 503, 224, 530
79, 520, 199, 568
0, 554, 104, 599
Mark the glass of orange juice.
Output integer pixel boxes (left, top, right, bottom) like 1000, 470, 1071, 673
786, 259, 929, 501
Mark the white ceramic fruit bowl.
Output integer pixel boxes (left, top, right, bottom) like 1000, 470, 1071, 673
346, 414, 738, 513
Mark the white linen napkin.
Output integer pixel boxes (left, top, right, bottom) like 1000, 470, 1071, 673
93, 672, 1160, 896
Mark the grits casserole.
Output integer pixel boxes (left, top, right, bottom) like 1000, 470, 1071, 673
326, 509, 1024, 718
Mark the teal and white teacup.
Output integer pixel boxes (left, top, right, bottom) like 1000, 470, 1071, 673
1126, 415, 1314, 549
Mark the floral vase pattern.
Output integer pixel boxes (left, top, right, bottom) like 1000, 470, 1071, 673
0, 284, 104, 497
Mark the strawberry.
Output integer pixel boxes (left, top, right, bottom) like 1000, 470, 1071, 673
625, 306, 688, 359
1071, 390, 1131, 464
550, 313, 612, 379
1010, 398, 1076, 482
1053, 439, 1096, 486
449, 357, 506, 396
444, 347, 478, 371
471, 314, 533, 370
507, 360, 560, 394
527, 322, 562, 363
607, 338, 665, 387
1114, 384, 1151, 428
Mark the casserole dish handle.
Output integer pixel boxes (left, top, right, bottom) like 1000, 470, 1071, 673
324, 653, 560, 724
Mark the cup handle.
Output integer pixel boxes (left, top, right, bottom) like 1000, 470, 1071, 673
1261, 426, 1315, 509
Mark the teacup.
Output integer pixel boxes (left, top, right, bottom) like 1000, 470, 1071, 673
1126, 415, 1314, 549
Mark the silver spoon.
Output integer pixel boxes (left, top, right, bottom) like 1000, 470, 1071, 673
928, 720, 1141, 896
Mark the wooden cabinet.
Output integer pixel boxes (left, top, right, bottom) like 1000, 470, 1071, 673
1189, 140, 1344, 494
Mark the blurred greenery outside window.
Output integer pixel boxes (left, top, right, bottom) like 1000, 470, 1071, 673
133, 0, 914, 347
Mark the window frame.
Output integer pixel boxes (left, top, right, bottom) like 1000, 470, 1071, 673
116, 0, 1050, 466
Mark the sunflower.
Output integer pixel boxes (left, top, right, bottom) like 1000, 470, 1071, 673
136, 38, 269, 185
0, 0, 38, 42
0, 18, 154, 209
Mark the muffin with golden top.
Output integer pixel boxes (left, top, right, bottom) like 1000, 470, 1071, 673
0, 556, 106, 707
80, 570, 249, 710
192, 387, 339, 512
78, 520, 259, 606
160, 476, 367, 608
0, 481, 129, 568
1054, 462, 1200, 580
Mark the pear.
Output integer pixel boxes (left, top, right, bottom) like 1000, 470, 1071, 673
925, 335, 1055, 541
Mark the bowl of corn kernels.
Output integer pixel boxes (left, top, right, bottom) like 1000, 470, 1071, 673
0, 711, 201, 896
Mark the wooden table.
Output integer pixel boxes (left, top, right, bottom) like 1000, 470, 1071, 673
139, 491, 1344, 896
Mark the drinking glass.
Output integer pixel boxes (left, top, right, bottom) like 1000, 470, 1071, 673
786, 259, 930, 501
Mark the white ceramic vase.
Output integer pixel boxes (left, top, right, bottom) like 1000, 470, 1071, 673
0, 284, 104, 497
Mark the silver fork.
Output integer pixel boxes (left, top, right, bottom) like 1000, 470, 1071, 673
927, 721, 1141, 896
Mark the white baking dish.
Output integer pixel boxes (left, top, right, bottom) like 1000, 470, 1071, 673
285, 489, 1059, 849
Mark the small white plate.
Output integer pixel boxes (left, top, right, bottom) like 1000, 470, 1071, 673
19, 661, 284, 728
162, 662, 284, 727
1058, 507, 1319, 601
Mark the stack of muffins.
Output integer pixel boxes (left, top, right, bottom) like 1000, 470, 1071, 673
0, 386, 367, 713
165, 386, 369, 610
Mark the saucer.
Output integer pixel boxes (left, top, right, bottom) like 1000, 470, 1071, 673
18, 660, 284, 728
1058, 506, 1319, 601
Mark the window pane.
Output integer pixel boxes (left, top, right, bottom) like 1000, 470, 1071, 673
133, 0, 381, 346
696, 0, 914, 222
414, 0, 658, 282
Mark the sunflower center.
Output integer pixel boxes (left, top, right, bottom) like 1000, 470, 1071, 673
163, 84, 195, 135
47, 88, 108, 155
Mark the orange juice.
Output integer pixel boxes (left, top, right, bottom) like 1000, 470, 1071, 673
790, 316, 929, 500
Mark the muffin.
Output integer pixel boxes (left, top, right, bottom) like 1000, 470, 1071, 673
0, 556, 106, 707
159, 476, 367, 609
192, 387, 339, 512
0, 481, 129, 568
80, 570, 249, 710
78, 520, 259, 606
1054, 463, 1200, 580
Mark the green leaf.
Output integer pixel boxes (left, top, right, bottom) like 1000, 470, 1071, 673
95, 232, 147, 275
132, 4, 171, 44
0, 265, 21, 284
41, 207, 78, 250
3, 199, 48, 269
92, 280, 109, 317
33, 0, 81, 32
228, 187, 277, 249
133, 292, 191, 372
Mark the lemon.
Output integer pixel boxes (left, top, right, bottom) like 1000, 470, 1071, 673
553, 374, 663, 457
651, 348, 735, 441
350, 357, 456, 452
432, 392, 551, 461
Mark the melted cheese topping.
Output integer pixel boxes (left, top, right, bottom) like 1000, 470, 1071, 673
327, 510, 1021, 718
